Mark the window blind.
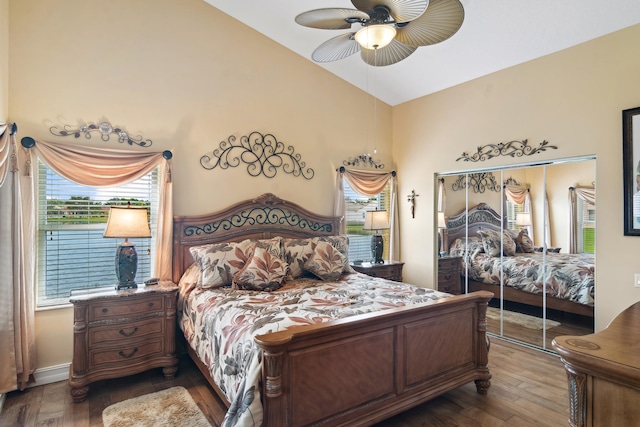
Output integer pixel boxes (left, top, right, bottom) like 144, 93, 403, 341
343, 180, 391, 263
36, 160, 159, 307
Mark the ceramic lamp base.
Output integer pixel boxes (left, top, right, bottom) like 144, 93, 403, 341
370, 234, 384, 264
115, 241, 138, 290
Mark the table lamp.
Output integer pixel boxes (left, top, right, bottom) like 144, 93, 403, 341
363, 209, 390, 264
516, 212, 532, 228
103, 203, 151, 290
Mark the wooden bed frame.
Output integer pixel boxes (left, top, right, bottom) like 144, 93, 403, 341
445, 203, 594, 318
173, 193, 493, 427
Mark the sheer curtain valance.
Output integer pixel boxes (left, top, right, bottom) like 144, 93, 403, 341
504, 184, 533, 238
334, 168, 399, 261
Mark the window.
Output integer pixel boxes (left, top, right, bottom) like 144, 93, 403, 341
505, 200, 524, 232
578, 198, 595, 254
343, 180, 391, 262
36, 161, 159, 307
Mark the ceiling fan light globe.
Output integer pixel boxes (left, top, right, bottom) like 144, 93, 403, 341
355, 24, 397, 49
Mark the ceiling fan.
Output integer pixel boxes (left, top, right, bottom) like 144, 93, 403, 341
295, 0, 464, 66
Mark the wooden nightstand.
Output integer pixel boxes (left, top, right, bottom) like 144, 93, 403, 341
438, 256, 462, 294
351, 260, 404, 282
68, 281, 179, 403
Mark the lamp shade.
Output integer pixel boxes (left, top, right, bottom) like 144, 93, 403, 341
363, 210, 390, 231
104, 206, 151, 238
355, 24, 397, 50
516, 212, 532, 227
437, 211, 447, 229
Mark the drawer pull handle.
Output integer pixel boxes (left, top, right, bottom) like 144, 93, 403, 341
148, 303, 154, 308
119, 348, 138, 359
102, 308, 108, 313
119, 327, 138, 337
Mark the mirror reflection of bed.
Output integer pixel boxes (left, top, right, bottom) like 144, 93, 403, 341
437, 158, 595, 350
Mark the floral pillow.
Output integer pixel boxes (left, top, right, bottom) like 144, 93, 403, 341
232, 246, 288, 291
303, 240, 347, 281
448, 237, 484, 258
283, 234, 354, 279
477, 229, 516, 257
189, 237, 282, 289
283, 237, 315, 279
316, 235, 356, 274
515, 228, 535, 253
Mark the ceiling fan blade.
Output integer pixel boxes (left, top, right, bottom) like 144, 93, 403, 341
361, 39, 417, 66
312, 33, 362, 63
395, 0, 464, 47
295, 8, 370, 30
352, 0, 428, 23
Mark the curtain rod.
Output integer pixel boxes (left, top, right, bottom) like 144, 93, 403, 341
337, 166, 396, 176
20, 136, 173, 159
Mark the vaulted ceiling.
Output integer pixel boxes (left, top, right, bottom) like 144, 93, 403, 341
204, 0, 640, 106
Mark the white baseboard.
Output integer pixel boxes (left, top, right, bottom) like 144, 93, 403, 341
30, 363, 70, 388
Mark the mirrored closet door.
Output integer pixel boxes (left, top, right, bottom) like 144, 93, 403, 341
436, 157, 595, 351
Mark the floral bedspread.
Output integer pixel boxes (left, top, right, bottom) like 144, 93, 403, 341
178, 272, 450, 427
463, 252, 594, 306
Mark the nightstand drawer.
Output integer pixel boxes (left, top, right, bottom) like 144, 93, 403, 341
438, 256, 462, 295
89, 339, 164, 368
89, 318, 164, 347
89, 295, 164, 321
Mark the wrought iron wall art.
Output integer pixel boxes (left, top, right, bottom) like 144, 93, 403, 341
183, 206, 333, 237
503, 176, 522, 186
452, 172, 501, 193
200, 131, 314, 180
343, 153, 384, 169
456, 139, 557, 162
49, 120, 153, 147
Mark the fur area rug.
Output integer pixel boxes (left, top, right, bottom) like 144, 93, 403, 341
102, 386, 212, 427
486, 307, 560, 330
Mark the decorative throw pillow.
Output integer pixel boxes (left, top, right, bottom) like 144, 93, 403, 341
283, 238, 315, 279
189, 237, 282, 289
516, 229, 535, 253
232, 246, 288, 291
283, 235, 355, 278
303, 240, 347, 281
449, 237, 484, 258
477, 229, 516, 257
190, 240, 255, 288
315, 235, 356, 273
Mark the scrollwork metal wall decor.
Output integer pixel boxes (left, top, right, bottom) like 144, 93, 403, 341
200, 131, 314, 180
50, 120, 152, 147
183, 206, 333, 237
452, 172, 501, 193
343, 153, 384, 169
457, 139, 557, 162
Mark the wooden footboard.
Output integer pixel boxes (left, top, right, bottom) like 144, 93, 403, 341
255, 290, 493, 427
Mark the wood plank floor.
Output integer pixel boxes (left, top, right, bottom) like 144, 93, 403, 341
0, 338, 570, 427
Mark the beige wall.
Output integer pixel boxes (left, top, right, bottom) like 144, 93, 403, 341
8, 0, 392, 369
0, 0, 8, 120
394, 23, 640, 332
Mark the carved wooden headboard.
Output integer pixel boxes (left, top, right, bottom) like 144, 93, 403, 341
172, 193, 343, 283
444, 203, 505, 251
